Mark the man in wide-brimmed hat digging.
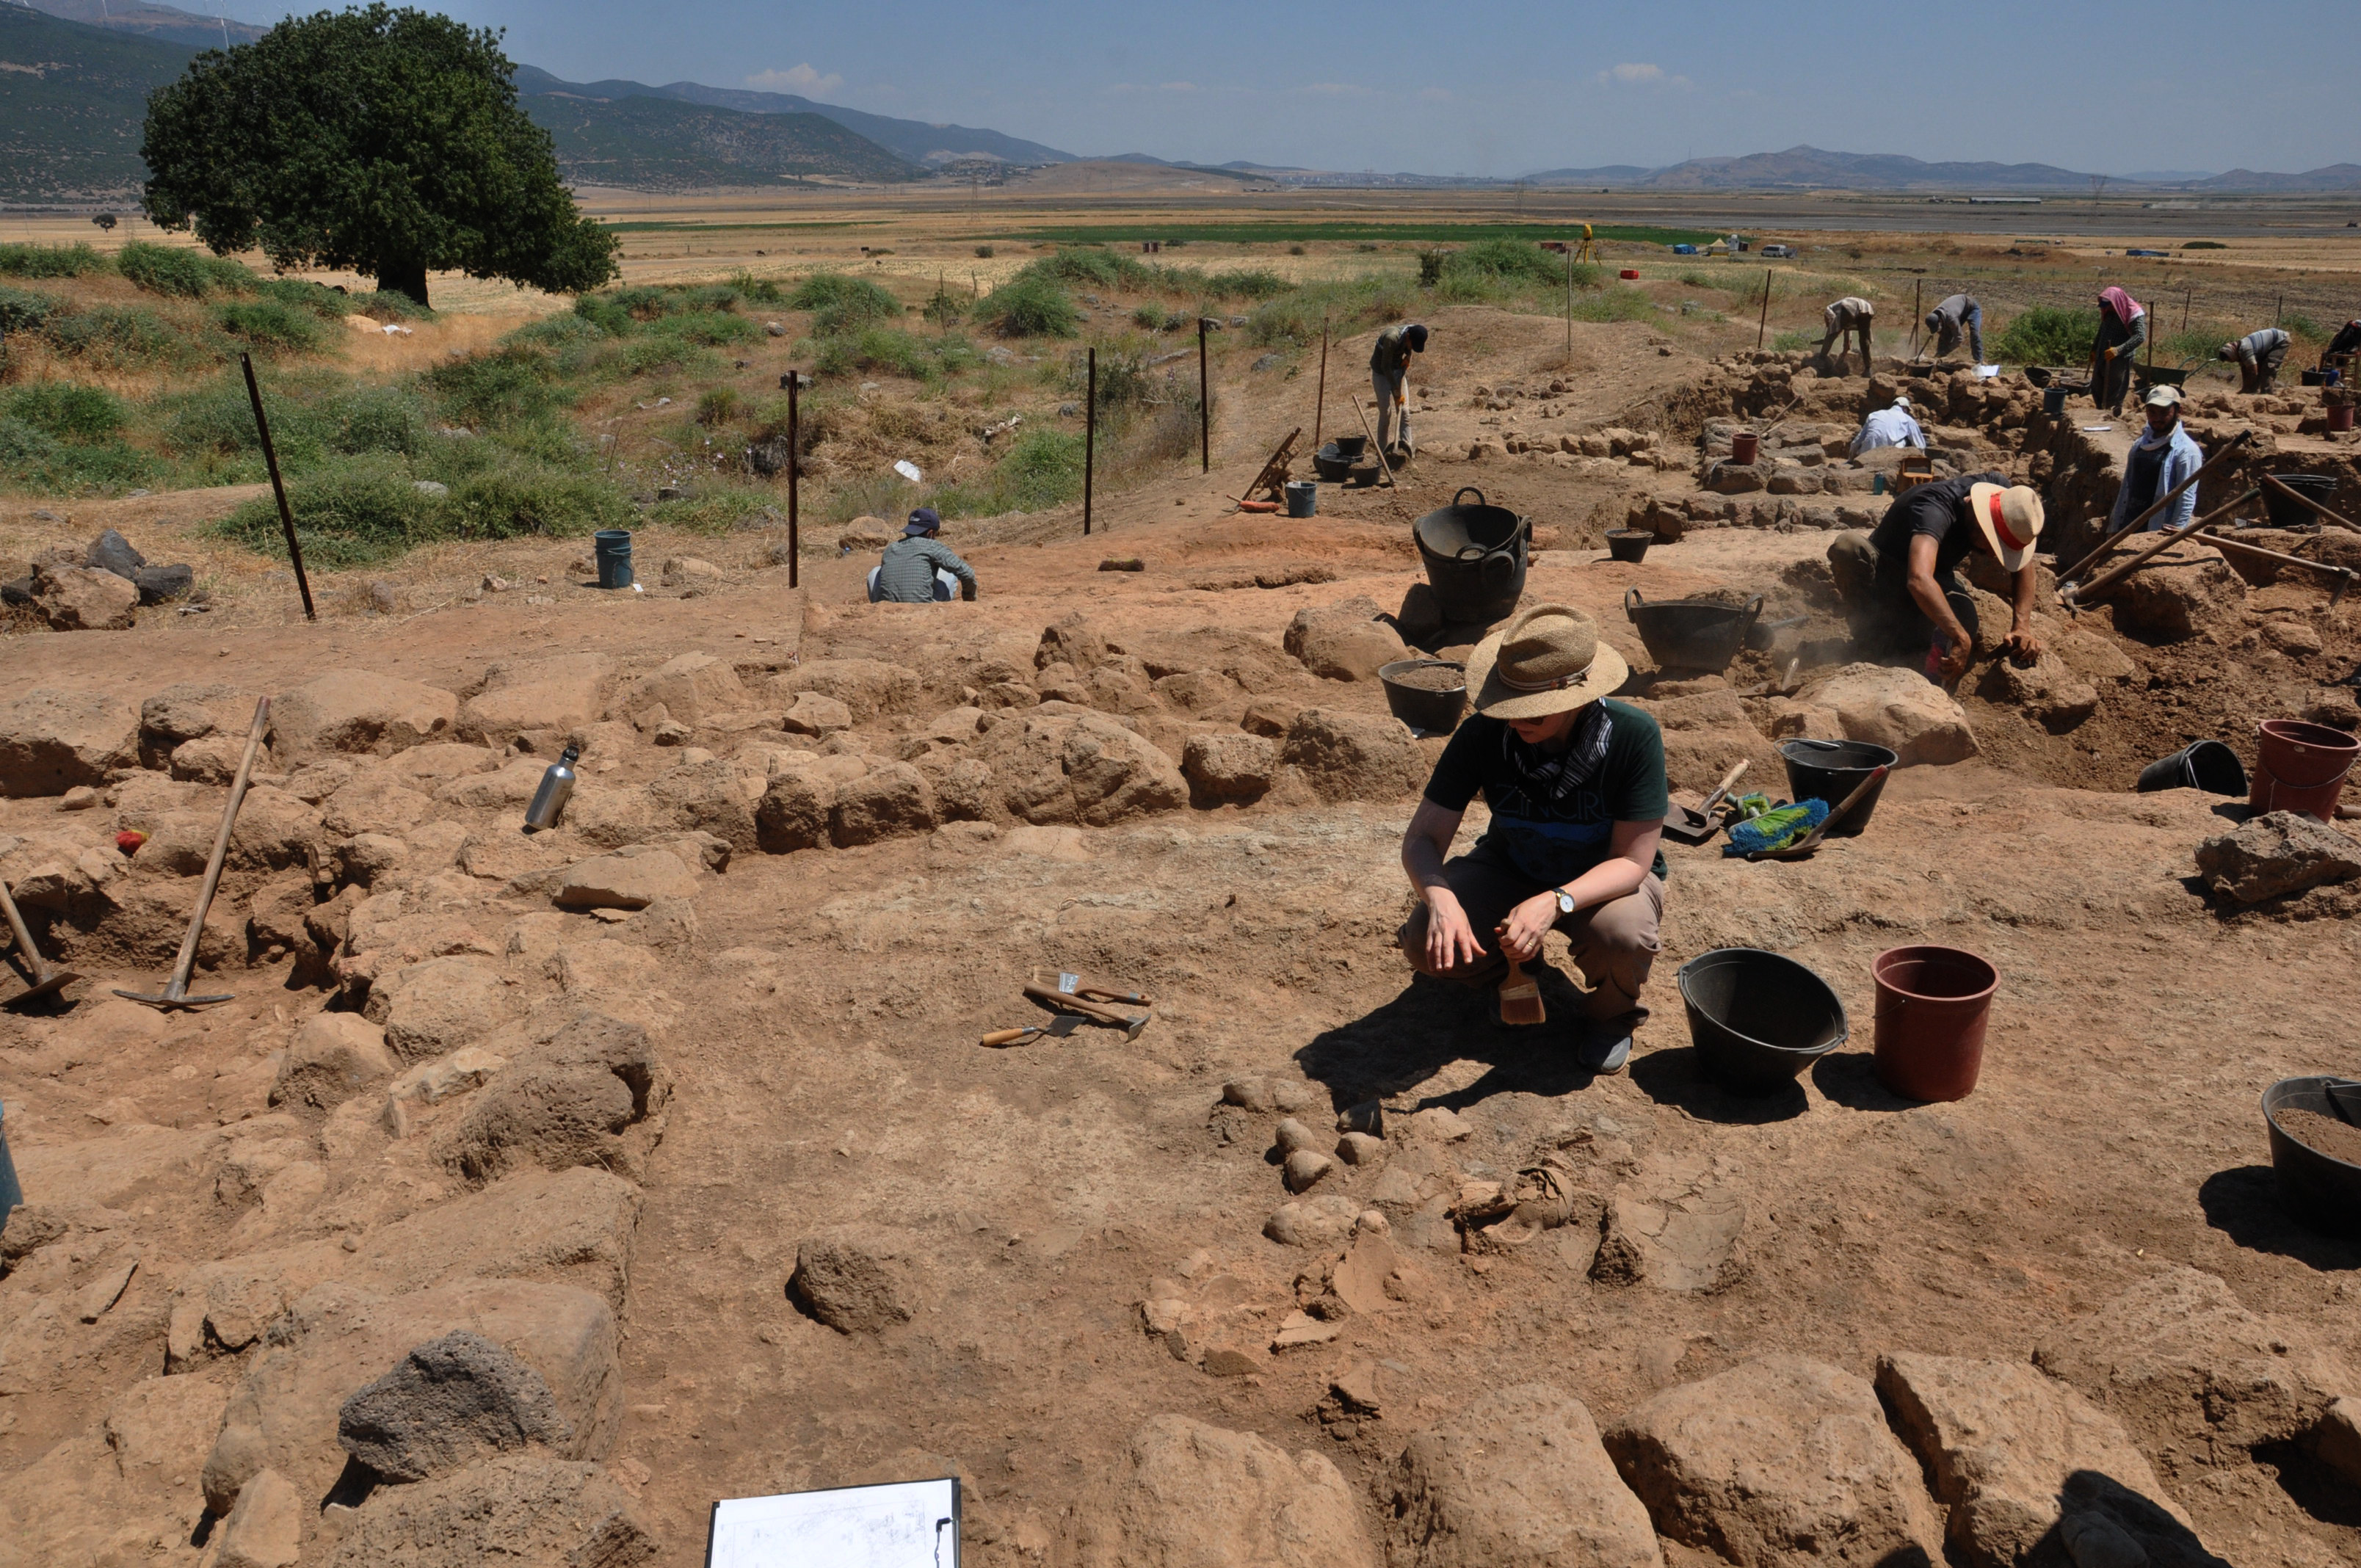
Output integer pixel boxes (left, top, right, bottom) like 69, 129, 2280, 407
1827, 474, 2046, 685
1398, 603, 1667, 1075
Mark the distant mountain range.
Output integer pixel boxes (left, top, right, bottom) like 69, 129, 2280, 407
0, 5, 188, 200
1524, 145, 2361, 193
15, 0, 262, 50
521, 90, 919, 189
513, 65, 1074, 168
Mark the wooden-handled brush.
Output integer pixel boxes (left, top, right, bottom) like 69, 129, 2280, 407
1497, 953, 1545, 1026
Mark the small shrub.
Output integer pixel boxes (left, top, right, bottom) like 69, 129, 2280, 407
1991, 305, 2097, 364
117, 240, 250, 297
0, 416, 158, 494
353, 290, 432, 322
325, 382, 435, 456
508, 312, 607, 349
981, 274, 1078, 338
923, 282, 964, 327
2282, 312, 2324, 341
1247, 276, 1415, 349
426, 347, 569, 427
790, 272, 902, 326
253, 277, 354, 319
651, 308, 759, 347
214, 297, 328, 354
648, 481, 777, 534
209, 458, 445, 568
934, 426, 1084, 517
729, 272, 787, 305
1196, 268, 1290, 300
696, 387, 740, 427
4, 382, 128, 441
617, 335, 718, 379
1567, 287, 1659, 324
1288, 244, 1306, 256
1771, 328, 1816, 352
0, 242, 109, 278
0, 284, 59, 334
974, 244, 995, 258
1132, 303, 1167, 330
1036, 247, 1151, 291
2183, 241, 2225, 250
1448, 238, 1562, 286
446, 463, 630, 542
43, 305, 195, 369
1417, 250, 1447, 287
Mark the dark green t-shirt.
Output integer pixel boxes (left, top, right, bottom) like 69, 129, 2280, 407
1422, 700, 1669, 885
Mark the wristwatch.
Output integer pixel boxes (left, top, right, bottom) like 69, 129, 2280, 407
1553, 886, 1576, 915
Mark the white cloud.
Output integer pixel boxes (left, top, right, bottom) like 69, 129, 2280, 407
1305, 82, 1371, 97
1597, 62, 1691, 87
745, 64, 844, 95
1417, 87, 1454, 103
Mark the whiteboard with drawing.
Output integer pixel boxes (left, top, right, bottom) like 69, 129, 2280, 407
706, 1478, 960, 1568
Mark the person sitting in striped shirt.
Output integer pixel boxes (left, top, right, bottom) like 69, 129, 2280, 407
867, 509, 977, 603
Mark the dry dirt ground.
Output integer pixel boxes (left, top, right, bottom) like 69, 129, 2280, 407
4, 300, 2361, 1568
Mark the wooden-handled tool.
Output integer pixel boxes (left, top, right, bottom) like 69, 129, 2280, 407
0, 874, 79, 1004
982, 1015, 1084, 1048
1497, 957, 1545, 1026
1664, 760, 1749, 846
115, 696, 267, 1011
1020, 981, 1150, 1039
1746, 766, 1887, 862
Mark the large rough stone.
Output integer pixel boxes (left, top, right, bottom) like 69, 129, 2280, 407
626, 652, 746, 727
1263, 1195, 1362, 1250
363, 957, 515, 1061
269, 1013, 396, 1114
1070, 1415, 1379, 1568
215, 1465, 302, 1568
84, 526, 145, 579
788, 1227, 923, 1334
1282, 709, 1426, 801
456, 653, 616, 745
2194, 812, 2361, 902
2100, 549, 2247, 642
432, 1014, 665, 1186
2034, 1265, 2354, 1459
1285, 595, 1409, 681
1387, 1382, 1663, 1568
555, 849, 696, 910
768, 657, 919, 720
1976, 656, 2100, 733
1875, 1352, 2216, 1568
780, 690, 853, 736
201, 1277, 620, 1524
1797, 662, 1978, 765
973, 705, 1188, 827
134, 562, 193, 604
272, 671, 459, 760
32, 562, 139, 630
1591, 1155, 1747, 1293
338, 1330, 570, 1482
0, 687, 139, 796
755, 770, 834, 852
831, 761, 937, 846
322, 1453, 657, 1568
1603, 1355, 1946, 1568
1183, 732, 1279, 803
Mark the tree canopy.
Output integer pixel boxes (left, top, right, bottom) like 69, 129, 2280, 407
139, 4, 619, 307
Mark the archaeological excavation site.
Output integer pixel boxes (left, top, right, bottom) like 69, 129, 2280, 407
4, 201, 2361, 1568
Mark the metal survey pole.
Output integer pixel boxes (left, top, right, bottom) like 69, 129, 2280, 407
1564, 243, 1573, 358
1083, 346, 1095, 537
1910, 278, 1923, 357
1757, 272, 1772, 350
785, 370, 799, 589
240, 353, 314, 621
1313, 324, 1327, 450
1197, 318, 1211, 473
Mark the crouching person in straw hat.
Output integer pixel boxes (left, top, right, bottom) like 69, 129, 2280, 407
1397, 605, 1667, 1075
1827, 473, 2046, 686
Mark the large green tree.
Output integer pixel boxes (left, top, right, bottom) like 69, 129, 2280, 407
139, 4, 618, 307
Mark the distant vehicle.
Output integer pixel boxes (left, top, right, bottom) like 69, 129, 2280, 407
2125, 248, 2169, 258
1760, 244, 1795, 258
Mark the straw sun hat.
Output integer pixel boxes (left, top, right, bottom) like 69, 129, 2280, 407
1965, 482, 2045, 575
1465, 603, 1630, 722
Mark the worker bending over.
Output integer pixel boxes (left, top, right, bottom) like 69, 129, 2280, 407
2324, 319, 2361, 366
1850, 395, 1926, 456
1923, 294, 1984, 362
1819, 297, 1875, 375
2220, 327, 2291, 394
1828, 473, 2046, 686
1399, 604, 1667, 1076
867, 508, 977, 603
2092, 287, 2146, 415
2110, 385, 2202, 534
1371, 322, 1427, 462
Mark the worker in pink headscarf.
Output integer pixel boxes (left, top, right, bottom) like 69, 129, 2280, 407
2091, 286, 2146, 416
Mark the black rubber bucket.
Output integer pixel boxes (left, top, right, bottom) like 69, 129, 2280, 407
2263, 473, 2338, 529
1415, 488, 1530, 624
594, 529, 634, 589
2042, 387, 2068, 417
1779, 738, 1898, 837
1678, 948, 1850, 1096
1379, 659, 1468, 735
1606, 529, 1653, 563
1625, 589, 1763, 674
1313, 443, 1365, 483
0, 1101, 20, 1237
2262, 1076, 2361, 1238
2136, 738, 2247, 796
1330, 435, 1367, 461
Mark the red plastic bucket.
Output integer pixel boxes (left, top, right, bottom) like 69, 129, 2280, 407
2327, 402, 2354, 433
2249, 719, 2359, 819
1619, 269, 1640, 280
1730, 431, 1760, 465
1871, 945, 1998, 1103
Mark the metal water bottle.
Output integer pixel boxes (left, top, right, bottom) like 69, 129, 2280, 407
522, 744, 579, 833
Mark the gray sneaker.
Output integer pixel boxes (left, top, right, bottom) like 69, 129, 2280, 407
1578, 1025, 1631, 1075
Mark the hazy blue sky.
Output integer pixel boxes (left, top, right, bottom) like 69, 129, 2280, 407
258, 0, 2359, 175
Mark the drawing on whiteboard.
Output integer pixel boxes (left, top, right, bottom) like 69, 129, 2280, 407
707, 1476, 959, 1568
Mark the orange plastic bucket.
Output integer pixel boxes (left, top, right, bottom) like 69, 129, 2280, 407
1872, 945, 1998, 1103
2250, 719, 2358, 820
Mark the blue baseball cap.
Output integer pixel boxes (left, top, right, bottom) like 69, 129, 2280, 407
905, 508, 941, 535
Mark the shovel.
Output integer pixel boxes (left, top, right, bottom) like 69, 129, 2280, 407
115, 696, 268, 1012
982, 1015, 1084, 1048
0, 874, 79, 1005
1745, 766, 1888, 862
1664, 760, 1748, 846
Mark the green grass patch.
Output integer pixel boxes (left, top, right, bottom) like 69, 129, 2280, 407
649, 308, 761, 347
979, 273, 1078, 338
1248, 276, 1417, 349
4, 382, 128, 441
813, 325, 978, 380
214, 297, 330, 355
1991, 305, 2097, 365
0, 242, 109, 278
426, 346, 575, 428
117, 241, 252, 299
43, 304, 204, 369
0, 418, 159, 494
0, 284, 60, 334
788, 272, 902, 328
934, 427, 1084, 516
1771, 328, 1817, 353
